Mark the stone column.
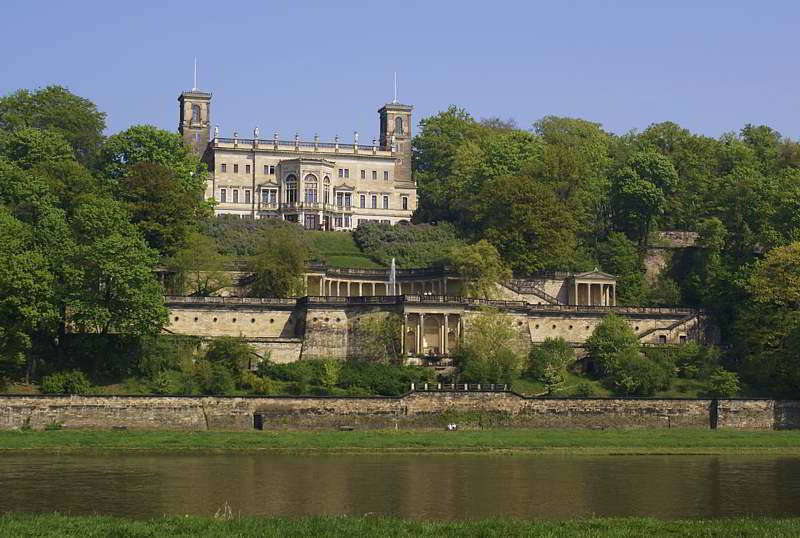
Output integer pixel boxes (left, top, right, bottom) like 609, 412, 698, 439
320, 276, 325, 296
574, 281, 579, 305
358, 282, 363, 296
418, 313, 425, 355
612, 285, 616, 306
303, 275, 308, 295
402, 313, 408, 356
443, 314, 449, 355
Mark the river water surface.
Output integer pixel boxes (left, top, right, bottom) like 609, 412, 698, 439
2, 454, 800, 520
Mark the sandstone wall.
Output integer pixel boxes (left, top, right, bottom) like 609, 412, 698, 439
1, 393, 796, 432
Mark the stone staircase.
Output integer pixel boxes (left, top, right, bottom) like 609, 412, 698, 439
636, 312, 699, 341
504, 279, 562, 305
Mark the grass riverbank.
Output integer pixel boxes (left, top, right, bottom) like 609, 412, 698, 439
1, 514, 799, 537
1, 429, 800, 455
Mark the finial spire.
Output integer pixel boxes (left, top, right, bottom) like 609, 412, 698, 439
393, 72, 397, 104
193, 57, 198, 91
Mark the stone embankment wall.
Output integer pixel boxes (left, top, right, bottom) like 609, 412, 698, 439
1, 392, 798, 432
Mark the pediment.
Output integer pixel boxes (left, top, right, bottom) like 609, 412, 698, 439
334, 183, 355, 191
573, 269, 616, 280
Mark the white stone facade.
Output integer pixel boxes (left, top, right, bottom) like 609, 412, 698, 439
178, 90, 416, 229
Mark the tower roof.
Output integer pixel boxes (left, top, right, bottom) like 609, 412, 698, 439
378, 102, 412, 113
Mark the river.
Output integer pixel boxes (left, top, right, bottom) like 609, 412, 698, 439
2, 454, 799, 519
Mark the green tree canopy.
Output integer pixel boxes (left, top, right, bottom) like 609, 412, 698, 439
0, 86, 106, 166
98, 125, 206, 194
247, 226, 310, 298
445, 240, 512, 299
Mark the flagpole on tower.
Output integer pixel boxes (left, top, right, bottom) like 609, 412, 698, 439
393, 72, 397, 104
193, 57, 198, 91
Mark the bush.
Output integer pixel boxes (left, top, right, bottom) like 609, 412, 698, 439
573, 382, 594, 397
585, 314, 640, 376
706, 368, 740, 397
608, 348, 673, 396
40, 370, 92, 395
528, 338, 574, 381
192, 359, 236, 395
674, 343, 720, 379
204, 337, 255, 377
353, 221, 465, 268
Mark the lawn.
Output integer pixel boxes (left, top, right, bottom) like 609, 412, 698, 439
306, 231, 385, 269
2, 429, 800, 454
1, 513, 798, 537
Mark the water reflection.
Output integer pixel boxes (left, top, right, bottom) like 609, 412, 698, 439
1, 454, 799, 519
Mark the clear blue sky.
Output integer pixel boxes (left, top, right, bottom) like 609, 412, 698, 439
2, 0, 797, 141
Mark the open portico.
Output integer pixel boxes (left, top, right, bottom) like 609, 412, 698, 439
568, 270, 617, 306
401, 307, 464, 357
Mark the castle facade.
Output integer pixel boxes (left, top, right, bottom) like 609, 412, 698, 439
178, 90, 416, 229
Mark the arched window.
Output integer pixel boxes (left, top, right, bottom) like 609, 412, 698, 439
323, 176, 331, 205
395, 116, 404, 136
285, 174, 297, 204
191, 104, 201, 123
304, 174, 318, 203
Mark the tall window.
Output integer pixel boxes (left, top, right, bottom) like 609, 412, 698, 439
361, 170, 366, 179
402, 196, 408, 210
338, 168, 344, 178
372, 170, 377, 180
395, 116, 404, 135
233, 189, 239, 203
360, 194, 366, 208
286, 175, 298, 204
221, 163, 227, 173
191, 104, 200, 123
384, 171, 389, 181
245, 190, 251, 204
304, 174, 318, 203
323, 176, 331, 205
383, 195, 389, 209
245, 164, 251, 174
371, 195, 377, 209
233, 164, 239, 173
264, 165, 268, 174
220, 188, 227, 202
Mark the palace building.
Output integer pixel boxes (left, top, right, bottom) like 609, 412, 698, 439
178, 89, 417, 229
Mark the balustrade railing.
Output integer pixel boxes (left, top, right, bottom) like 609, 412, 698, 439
411, 383, 510, 392
214, 137, 390, 152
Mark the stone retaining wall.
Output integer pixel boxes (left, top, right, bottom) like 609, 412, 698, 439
0, 393, 797, 431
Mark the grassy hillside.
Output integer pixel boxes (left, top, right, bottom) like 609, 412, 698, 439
306, 231, 384, 269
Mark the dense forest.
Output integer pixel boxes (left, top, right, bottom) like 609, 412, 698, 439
0, 86, 798, 396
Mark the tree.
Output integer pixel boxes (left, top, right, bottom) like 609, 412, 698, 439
609, 347, 672, 396
706, 368, 740, 397
457, 310, 526, 384
474, 175, 582, 273
527, 337, 575, 394
446, 240, 511, 299
351, 313, 402, 361
735, 242, 800, 395
98, 125, 206, 194
0, 86, 106, 166
0, 209, 58, 380
585, 314, 639, 377
66, 196, 167, 335
596, 232, 645, 305
204, 337, 255, 377
0, 128, 76, 170
611, 150, 678, 245
247, 226, 309, 298
115, 162, 207, 256
166, 231, 231, 296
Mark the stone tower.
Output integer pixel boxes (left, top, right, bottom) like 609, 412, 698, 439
378, 102, 413, 184
178, 90, 212, 155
